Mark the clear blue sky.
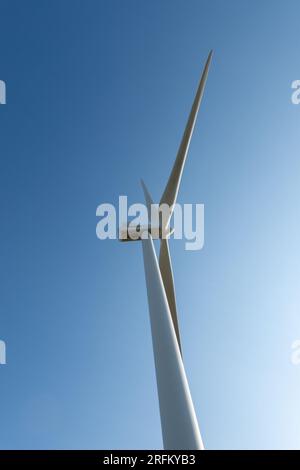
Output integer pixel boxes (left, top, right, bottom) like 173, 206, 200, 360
0, 0, 300, 450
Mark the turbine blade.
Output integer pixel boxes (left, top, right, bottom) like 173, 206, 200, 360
160, 50, 213, 217
142, 235, 204, 450
159, 238, 182, 355
140, 178, 154, 215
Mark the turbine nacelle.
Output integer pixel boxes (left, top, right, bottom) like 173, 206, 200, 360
119, 224, 174, 242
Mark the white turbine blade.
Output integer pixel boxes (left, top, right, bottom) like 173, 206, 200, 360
140, 178, 154, 215
159, 238, 182, 355
160, 51, 213, 217
142, 235, 204, 450
141, 179, 182, 355
141, 181, 182, 354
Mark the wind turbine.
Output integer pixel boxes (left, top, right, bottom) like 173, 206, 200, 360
120, 51, 213, 450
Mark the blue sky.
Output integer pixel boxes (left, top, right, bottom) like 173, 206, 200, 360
0, 0, 300, 449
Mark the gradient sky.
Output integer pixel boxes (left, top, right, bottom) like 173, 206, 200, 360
0, 0, 300, 450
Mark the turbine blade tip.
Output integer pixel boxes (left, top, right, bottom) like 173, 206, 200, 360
207, 50, 213, 62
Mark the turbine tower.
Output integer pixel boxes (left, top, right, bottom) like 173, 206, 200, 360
120, 51, 213, 450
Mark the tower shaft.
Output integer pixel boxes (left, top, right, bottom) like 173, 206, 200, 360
142, 236, 203, 450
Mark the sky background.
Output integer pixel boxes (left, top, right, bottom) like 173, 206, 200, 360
0, 0, 300, 450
